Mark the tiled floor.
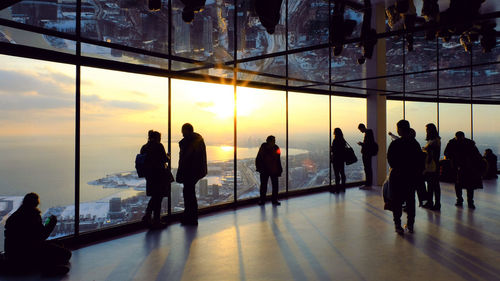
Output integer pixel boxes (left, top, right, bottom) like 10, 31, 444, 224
2, 180, 499, 281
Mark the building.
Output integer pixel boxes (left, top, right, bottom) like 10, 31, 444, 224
0, 0, 499, 279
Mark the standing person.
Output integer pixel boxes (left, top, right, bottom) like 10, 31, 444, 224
483, 149, 498, 179
176, 123, 207, 225
141, 130, 169, 228
330, 128, 347, 193
357, 123, 377, 189
387, 120, 424, 235
256, 135, 283, 205
422, 123, 441, 210
444, 131, 483, 209
4, 193, 72, 274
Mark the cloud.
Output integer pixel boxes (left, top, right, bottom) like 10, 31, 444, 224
82, 94, 157, 111
0, 69, 74, 110
196, 101, 214, 108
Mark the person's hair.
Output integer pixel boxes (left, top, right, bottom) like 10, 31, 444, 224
182, 123, 194, 134
425, 123, 439, 141
182, 9, 195, 23
152, 131, 161, 141
455, 131, 465, 138
266, 135, 275, 143
485, 148, 492, 154
358, 123, 366, 130
334, 128, 344, 139
22, 192, 39, 209
148, 129, 155, 140
397, 119, 411, 135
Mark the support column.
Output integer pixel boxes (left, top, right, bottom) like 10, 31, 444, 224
366, 2, 387, 186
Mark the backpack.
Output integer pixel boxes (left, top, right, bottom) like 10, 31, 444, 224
135, 153, 147, 178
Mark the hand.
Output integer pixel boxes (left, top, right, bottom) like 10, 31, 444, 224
357, 142, 362, 146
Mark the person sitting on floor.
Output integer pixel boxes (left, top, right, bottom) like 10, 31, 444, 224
4, 192, 71, 275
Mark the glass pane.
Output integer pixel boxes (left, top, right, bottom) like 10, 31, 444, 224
0, 0, 76, 33
438, 103, 471, 146
0, 55, 75, 249
236, 87, 286, 200
387, 99, 404, 148
80, 67, 168, 233
386, 36, 403, 76
331, 43, 366, 83
171, 79, 234, 210
331, 96, 366, 183
439, 67, 471, 89
439, 41, 470, 69
406, 33, 437, 73
472, 84, 500, 101
81, 1, 169, 55
473, 105, 500, 161
238, 0, 286, 59
405, 101, 437, 146
288, 92, 329, 190
81, 43, 169, 69
406, 71, 437, 93
473, 64, 500, 85
238, 55, 287, 86
288, 0, 329, 49
288, 48, 329, 86
472, 37, 500, 65
0, 26, 76, 54
172, 0, 233, 63
439, 88, 470, 101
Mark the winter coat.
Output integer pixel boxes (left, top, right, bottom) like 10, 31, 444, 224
256, 143, 283, 177
176, 132, 207, 184
444, 138, 483, 189
141, 141, 169, 196
330, 138, 347, 164
387, 136, 425, 202
4, 206, 50, 260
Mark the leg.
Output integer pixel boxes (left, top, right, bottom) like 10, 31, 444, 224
152, 195, 164, 223
362, 155, 372, 186
333, 162, 341, 192
467, 188, 475, 208
406, 188, 416, 232
339, 163, 346, 191
455, 183, 463, 205
259, 173, 269, 203
270, 176, 279, 204
183, 181, 198, 223
431, 174, 441, 209
392, 201, 404, 234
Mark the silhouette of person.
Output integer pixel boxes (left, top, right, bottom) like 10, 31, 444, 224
330, 128, 347, 193
256, 135, 283, 205
330, 0, 356, 56
387, 120, 424, 234
141, 130, 170, 228
422, 123, 441, 210
444, 131, 483, 209
357, 123, 377, 189
176, 123, 207, 225
483, 149, 498, 179
180, 0, 206, 23
4, 193, 71, 275
255, 0, 283, 34
357, 0, 377, 64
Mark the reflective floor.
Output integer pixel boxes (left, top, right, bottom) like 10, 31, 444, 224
2, 180, 500, 281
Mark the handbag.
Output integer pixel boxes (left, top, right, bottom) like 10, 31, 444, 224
344, 142, 358, 165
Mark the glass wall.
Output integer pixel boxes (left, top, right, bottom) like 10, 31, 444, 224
438, 103, 472, 147
0, 55, 75, 249
288, 92, 329, 190
405, 101, 437, 146
171, 79, 234, 211
331, 96, 366, 183
236, 87, 286, 199
80, 67, 168, 233
473, 105, 500, 160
